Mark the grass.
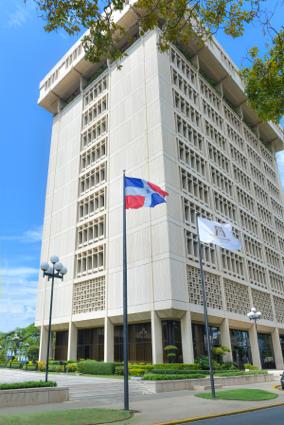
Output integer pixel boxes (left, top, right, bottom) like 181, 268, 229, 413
0, 408, 132, 425
196, 389, 278, 401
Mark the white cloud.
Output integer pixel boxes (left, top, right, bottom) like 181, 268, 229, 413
0, 226, 42, 243
0, 267, 38, 332
7, 1, 35, 29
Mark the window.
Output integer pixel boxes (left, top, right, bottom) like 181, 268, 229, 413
233, 165, 251, 190
208, 142, 230, 174
176, 114, 203, 150
185, 230, 216, 267
227, 125, 244, 150
83, 75, 108, 108
221, 248, 245, 279
210, 166, 233, 198
247, 145, 262, 166
240, 209, 259, 236
237, 187, 255, 213
183, 198, 212, 226
170, 48, 197, 87
200, 79, 221, 110
224, 105, 242, 133
162, 320, 183, 363
265, 246, 281, 271
77, 216, 105, 248
82, 94, 108, 129
77, 328, 104, 361
78, 189, 105, 221
243, 235, 263, 261
213, 191, 237, 222
202, 99, 223, 129
171, 71, 198, 105
178, 140, 206, 177
114, 323, 152, 363
81, 116, 108, 150
80, 138, 107, 171
79, 162, 106, 196
205, 121, 227, 151
174, 91, 201, 127
247, 261, 268, 289
180, 168, 209, 205
230, 145, 247, 170
73, 277, 105, 314
75, 245, 105, 277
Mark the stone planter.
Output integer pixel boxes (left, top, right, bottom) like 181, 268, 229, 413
0, 387, 69, 408
142, 374, 275, 393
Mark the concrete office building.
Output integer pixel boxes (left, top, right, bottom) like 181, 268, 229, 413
36, 5, 284, 369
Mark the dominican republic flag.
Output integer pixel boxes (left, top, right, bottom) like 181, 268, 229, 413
125, 176, 168, 209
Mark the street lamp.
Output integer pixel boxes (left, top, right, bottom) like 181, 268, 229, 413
247, 307, 262, 367
41, 256, 67, 382
247, 307, 262, 329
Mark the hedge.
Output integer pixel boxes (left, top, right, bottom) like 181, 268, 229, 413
153, 363, 200, 370
144, 373, 206, 380
151, 369, 208, 375
0, 381, 57, 391
77, 360, 115, 375
215, 370, 268, 377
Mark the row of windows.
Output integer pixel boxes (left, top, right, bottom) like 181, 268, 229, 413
176, 114, 203, 151
205, 121, 227, 152
230, 145, 247, 170
200, 79, 221, 111
208, 142, 230, 174
80, 138, 107, 172
221, 248, 244, 280
227, 125, 244, 150
261, 224, 277, 247
211, 166, 233, 198
79, 162, 106, 196
265, 246, 281, 271
240, 209, 258, 236
83, 76, 108, 109
202, 99, 223, 129
224, 105, 242, 133
254, 182, 268, 204
78, 189, 106, 221
174, 90, 201, 127
171, 69, 198, 105
77, 216, 105, 248
82, 95, 108, 129
244, 235, 263, 261
81, 116, 108, 150
75, 245, 105, 277
213, 191, 237, 222
233, 165, 251, 191
247, 260, 267, 289
180, 168, 209, 205
178, 140, 206, 177
170, 48, 197, 87
183, 198, 213, 225
185, 230, 216, 267
237, 187, 255, 213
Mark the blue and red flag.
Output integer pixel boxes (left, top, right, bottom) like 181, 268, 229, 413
124, 176, 168, 209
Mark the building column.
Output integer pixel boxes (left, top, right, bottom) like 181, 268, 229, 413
272, 328, 284, 369
38, 326, 48, 361
249, 325, 262, 368
181, 311, 194, 363
104, 317, 114, 362
151, 311, 163, 364
220, 318, 233, 362
67, 322, 78, 361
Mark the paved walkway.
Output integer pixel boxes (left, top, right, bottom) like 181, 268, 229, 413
0, 369, 284, 425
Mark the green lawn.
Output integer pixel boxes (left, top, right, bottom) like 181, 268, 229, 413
196, 389, 278, 401
0, 408, 132, 425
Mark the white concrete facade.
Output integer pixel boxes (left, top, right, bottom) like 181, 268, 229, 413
36, 26, 284, 368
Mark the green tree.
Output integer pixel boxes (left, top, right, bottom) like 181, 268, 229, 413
30, 1, 283, 123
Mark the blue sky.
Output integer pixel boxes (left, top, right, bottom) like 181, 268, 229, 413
0, 0, 283, 332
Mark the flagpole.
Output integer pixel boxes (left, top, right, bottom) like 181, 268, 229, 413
196, 215, 216, 399
122, 170, 129, 411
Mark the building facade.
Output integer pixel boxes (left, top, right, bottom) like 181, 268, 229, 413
36, 8, 284, 369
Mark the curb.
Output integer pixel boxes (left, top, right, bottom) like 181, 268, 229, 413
153, 401, 284, 425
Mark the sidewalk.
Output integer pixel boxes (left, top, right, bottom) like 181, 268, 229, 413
0, 381, 283, 424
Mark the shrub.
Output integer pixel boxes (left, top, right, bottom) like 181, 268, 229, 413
151, 369, 208, 375
77, 360, 115, 375
143, 373, 206, 380
215, 370, 267, 377
10, 361, 21, 369
244, 363, 260, 370
37, 361, 46, 371
0, 381, 56, 391
129, 368, 145, 377
66, 363, 77, 373
115, 365, 124, 375
218, 362, 238, 370
153, 363, 199, 371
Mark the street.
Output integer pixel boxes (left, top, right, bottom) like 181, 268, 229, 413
184, 406, 284, 425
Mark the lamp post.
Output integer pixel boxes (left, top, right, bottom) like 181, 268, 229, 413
12, 334, 22, 360
247, 307, 262, 366
41, 256, 67, 382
